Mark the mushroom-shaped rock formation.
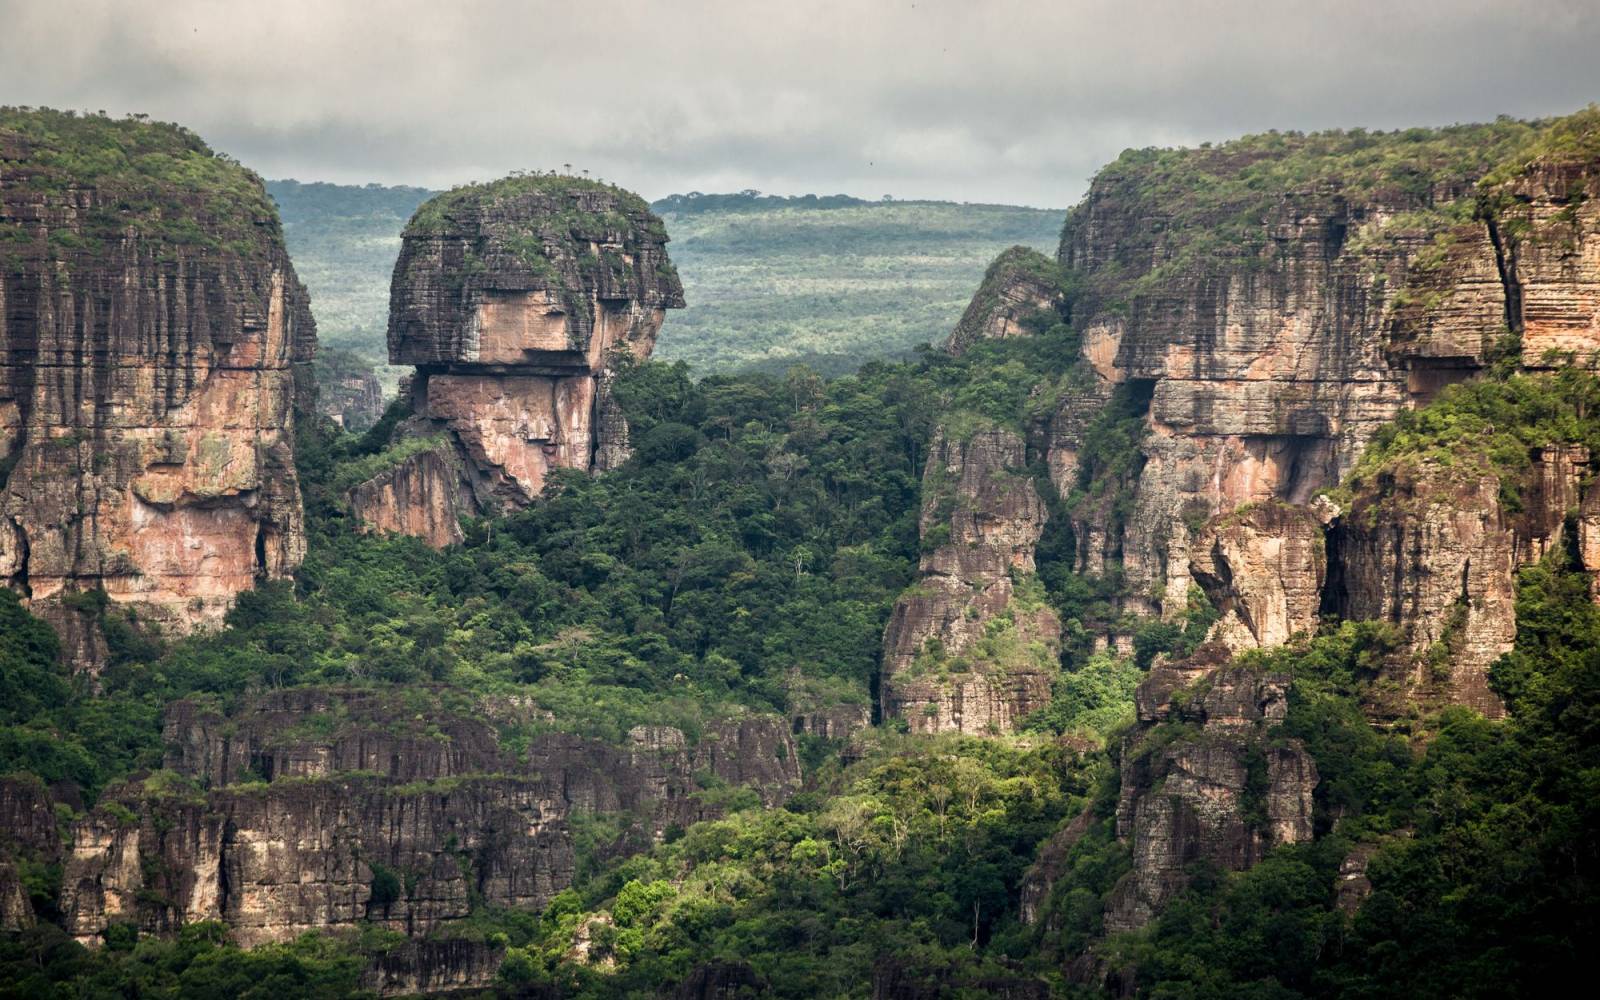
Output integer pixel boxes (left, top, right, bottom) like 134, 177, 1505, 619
373, 176, 683, 524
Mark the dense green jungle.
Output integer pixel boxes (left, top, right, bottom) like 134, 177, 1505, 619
2, 103, 1599, 1000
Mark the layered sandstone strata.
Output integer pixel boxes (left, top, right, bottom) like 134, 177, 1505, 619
1107, 650, 1318, 931
1322, 444, 1595, 718
881, 427, 1061, 734
63, 688, 799, 953
945, 245, 1064, 356
0, 111, 314, 662
348, 177, 683, 542
1046, 118, 1600, 673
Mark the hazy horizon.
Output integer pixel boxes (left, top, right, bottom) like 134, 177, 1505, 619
3, 0, 1599, 208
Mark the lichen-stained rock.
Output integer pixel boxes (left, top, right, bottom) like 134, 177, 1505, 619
1047, 124, 1572, 630
882, 427, 1061, 734
1490, 161, 1600, 366
73, 688, 801, 950
344, 443, 476, 549
1325, 462, 1512, 718
367, 175, 683, 530
0, 774, 61, 930
361, 939, 507, 997
1190, 501, 1328, 651
944, 246, 1064, 356
1104, 662, 1317, 932
0, 773, 61, 858
60, 774, 572, 947
0, 110, 314, 663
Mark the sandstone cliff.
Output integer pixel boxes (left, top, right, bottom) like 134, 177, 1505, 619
881, 426, 1061, 734
62, 687, 799, 961
314, 348, 385, 431
345, 176, 683, 544
945, 246, 1064, 356
0, 110, 314, 663
1103, 651, 1317, 931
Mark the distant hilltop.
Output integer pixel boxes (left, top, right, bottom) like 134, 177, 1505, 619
651, 189, 1065, 214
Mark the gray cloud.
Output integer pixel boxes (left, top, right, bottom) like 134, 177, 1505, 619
2, 0, 1597, 207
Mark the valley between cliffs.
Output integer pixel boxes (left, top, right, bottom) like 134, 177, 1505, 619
4, 105, 1600, 999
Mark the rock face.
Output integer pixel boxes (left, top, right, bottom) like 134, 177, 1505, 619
1323, 445, 1595, 718
0, 775, 61, 930
344, 442, 475, 549
1104, 652, 1317, 932
0, 110, 314, 662
945, 246, 1063, 356
361, 939, 506, 996
881, 427, 1061, 734
62, 687, 799, 956
1492, 160, 1600, 366
314, 348, 385, 431
1039, 116, 1600, 698
1190, 501, 1328, 651
353, 176, 682, 541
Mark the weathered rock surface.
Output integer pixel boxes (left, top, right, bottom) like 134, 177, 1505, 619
344, 443, 476, 548
61, 773, 571, 948
0, 111, 314, 663
1047, 122, 1600, 638
882, 427, 1061, 734
1493, 161, 1600, 366
1323, 444, 1596, 718
64, 687, 798, 950
1190, 501, 1328, 651
355, 177, 682, 541
945, 246, 1063, 356
314, 349, 385, 431
0, 775, 61, 930
1103, 657, 1317, 932
360, 939, 506, 996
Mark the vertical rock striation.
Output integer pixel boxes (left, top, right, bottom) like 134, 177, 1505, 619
347, 176, 683, 545
1104, 652, 1317, 932
881, 427, 1061, 734
62, 688, 799, 954
0, 110, 314, 663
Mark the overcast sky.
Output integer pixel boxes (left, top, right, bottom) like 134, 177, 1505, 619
2, 0, 1598, 207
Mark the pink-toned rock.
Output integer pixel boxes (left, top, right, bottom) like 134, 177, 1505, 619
0, 111, 314, 667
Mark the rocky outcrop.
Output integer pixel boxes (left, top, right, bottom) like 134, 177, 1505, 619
0, 775, 61, 930
1190, 501, 1328, 651
672, 960, 769, 999
344, 442, 476, 548
64, 687, 798, 949
61, 773, 571, 948
1491, 160, 1600, 366
0, 110, 314, 663
945, 246, 1063, 356
358, 176, 682, 538
314, 348, 385, 431
361, 939, 506, 996
1045, 119, 1600, 634
1103, 652, 1317, 932
882, 427, 1061, 734
1322, 444, 1595, 718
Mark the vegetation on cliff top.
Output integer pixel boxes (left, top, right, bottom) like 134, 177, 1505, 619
0, 107, 280, 257
402, 173, 659, 240
1067, 116, 1545, 304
